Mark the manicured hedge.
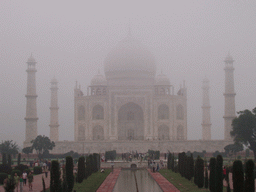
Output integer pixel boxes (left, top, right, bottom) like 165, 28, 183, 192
14, 164, 29, 173
0, 172, 8, 184
11, 169, 21, 177
233, 160, 244, 192
0, 164, 12, 174
33, 166, 42, 174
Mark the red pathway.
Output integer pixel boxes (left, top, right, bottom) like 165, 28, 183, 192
97, 169, 121, 192
148, 169, 180, 192
0, 172, 50, 192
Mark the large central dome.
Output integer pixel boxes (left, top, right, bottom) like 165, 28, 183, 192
104, 34, 156, 82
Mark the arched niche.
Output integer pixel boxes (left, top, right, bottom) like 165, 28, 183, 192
78, 126, 85, 141
92, 105, 104, 120
93, 125, 104, 140
158, 104, 169, 120
158, 124, 169, 140
78, 105, 85, 120
177, 125, 184, 140
118, 102, 144, 140
176, 104, 184, 120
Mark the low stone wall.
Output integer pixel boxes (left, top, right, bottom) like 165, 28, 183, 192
51, 140, 232, 154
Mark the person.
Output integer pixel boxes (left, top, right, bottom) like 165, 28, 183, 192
27, 172, 34, 191
223, 166, 226, 180
19, 176, 23, 192
14, 173, 20, 192
156, 163, 160, 172
22, 171, 27, 186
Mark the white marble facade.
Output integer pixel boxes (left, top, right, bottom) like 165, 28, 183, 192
73, 34, 187, 144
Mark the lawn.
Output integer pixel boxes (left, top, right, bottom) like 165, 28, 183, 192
159, 169, 232, 192
73, 169, 111, 192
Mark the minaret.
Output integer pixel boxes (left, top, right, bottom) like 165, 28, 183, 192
223, 53, 236, 140
49, 77, 59, 141
24, 54, 38, 147
201, 77, 211, 140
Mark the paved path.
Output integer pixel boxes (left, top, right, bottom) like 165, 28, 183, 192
148, 169, 180, 192
0, 172, 50, 192
97, 169, 121, 192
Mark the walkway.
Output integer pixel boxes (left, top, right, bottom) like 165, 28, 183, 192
0, 172, 50, 192
97, 169, 121, 192
148, 169, 180, 192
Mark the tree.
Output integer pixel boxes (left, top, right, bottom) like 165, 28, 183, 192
0, 140, 18, 158
209, 157, 216, 192
31, 135, 55, 158
50, 160, 61, 192
22, 147, 32, 161
231, 108, 256, 160
216, 155, 223, 192
232, 160, 244, 192
65, 156, 74, 192
224, 143, 243, 158
77, 157, 85, 183
244, 159, 254, 192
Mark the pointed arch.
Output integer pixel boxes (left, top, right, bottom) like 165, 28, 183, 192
158, 104, 169, 120
93, 125, 104, 140
176, 104, 184, 120
78, 105, 85, 120
92, 105, 104, 120
78, 126, 85, 141
158, 124, 169, 140
177, 125, 184, 140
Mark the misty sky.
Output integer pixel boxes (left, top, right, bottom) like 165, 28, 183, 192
0, 0, 256, 148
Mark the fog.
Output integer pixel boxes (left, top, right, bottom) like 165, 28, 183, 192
0, 0, 256, 147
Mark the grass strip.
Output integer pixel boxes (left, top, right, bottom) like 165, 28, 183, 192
73, 169, 111, 192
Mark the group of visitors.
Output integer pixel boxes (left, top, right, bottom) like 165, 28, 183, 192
148, 160, 160, 172
4, 171, 33, 192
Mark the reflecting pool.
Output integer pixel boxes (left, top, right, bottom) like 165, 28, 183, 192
113, 169, 163, 192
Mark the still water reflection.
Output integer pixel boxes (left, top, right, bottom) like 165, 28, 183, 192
113, 169, 163, 192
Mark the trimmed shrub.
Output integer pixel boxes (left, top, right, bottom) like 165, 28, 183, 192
204, 167, 208, 189
209, 157, 216, 192
24, 169, 31, 174
77, 156, 85, 183
14, 164, 29, 173
244, 159, 254, 192
33, 166, 42, 174
0, 172, 8, 184
171, 153, 175, 171
190, 154, 194, 179
66, 156, 74, 192
8, 154, 11, 166
50, 160, 61, 192
167, 153, 171, 169
197, 157, 204, 188
11, 169, 21, 177
105, 150, 116, 161
2, 153, 7, 165
233, 160, 244, 192
0, 164, 12, 174
216, 155, 223, 192
4, 178, 15, 192
17, 153, 21, 166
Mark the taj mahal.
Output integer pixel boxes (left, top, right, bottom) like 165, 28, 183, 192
24, 32, 234, 153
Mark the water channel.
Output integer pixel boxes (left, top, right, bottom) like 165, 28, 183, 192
113, 169, 163, 192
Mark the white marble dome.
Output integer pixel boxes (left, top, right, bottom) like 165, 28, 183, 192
155, 72, 170, 85
91, 71, 107, 86
104, 34, 156, 80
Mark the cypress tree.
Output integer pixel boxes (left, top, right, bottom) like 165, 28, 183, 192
77, 156, 85, 183
50, 160, 61, 192
216, 155, 223, 192
190, 154, 194, 179
8, 154, 11, 166
244, 159, 254, 192
197, 157, 204, 188
194, 157, 198, 185
17, 153, 21, 166
204, 167, 209, 189
167, 153, 171, 169
209, 157, 216, 192
65, 156, 74, 192
2, 153, 7, 165
232, 160, 244, 192
171, 153, 175, 171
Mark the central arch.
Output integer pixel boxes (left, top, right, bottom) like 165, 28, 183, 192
118, 102, 144, 140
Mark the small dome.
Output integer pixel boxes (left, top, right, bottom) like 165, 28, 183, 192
91, 71, 107, 86
224, 53, 234, 62
104, 34, 156, 80
51, 77, 58, 83
155, 72, 170, 85
27, 53, 36, 63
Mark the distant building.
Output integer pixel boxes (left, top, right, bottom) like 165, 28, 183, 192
24, 33, 233, 153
